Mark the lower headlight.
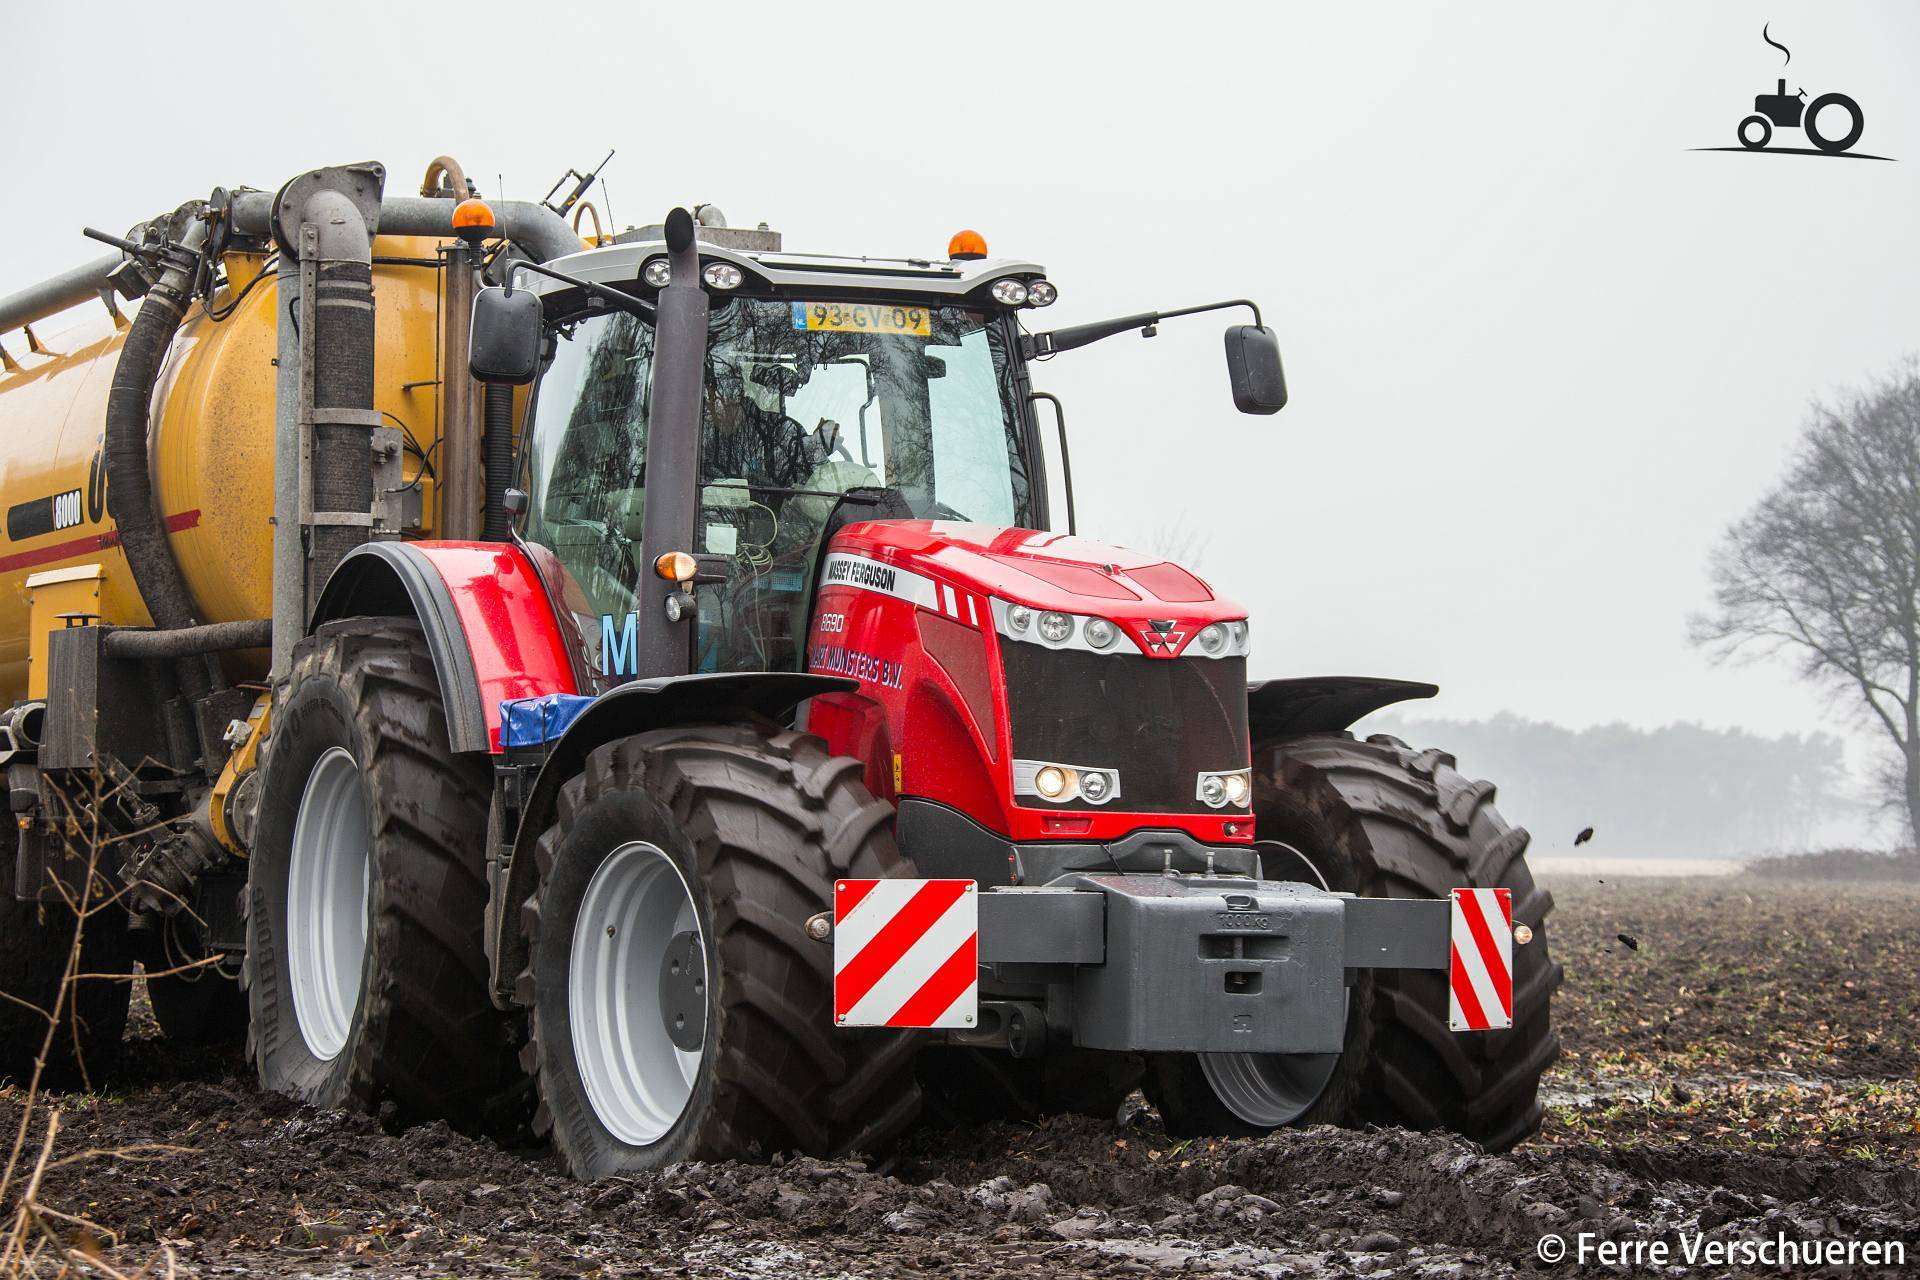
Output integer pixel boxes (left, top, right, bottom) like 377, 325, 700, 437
1197, 768, 1252, 809
1035, 765, 1071, 799
1080, 770, 1112, 802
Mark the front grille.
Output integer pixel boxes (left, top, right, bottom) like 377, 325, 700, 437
1001, 646, 1248, 812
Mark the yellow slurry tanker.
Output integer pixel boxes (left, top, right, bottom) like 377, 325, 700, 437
0, 159, 1557, 1180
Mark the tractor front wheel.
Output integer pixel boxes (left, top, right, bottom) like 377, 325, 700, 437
1147, 733, 1561, 1152
520, 723, 923, 1178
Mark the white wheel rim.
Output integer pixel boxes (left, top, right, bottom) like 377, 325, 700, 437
569, 841, 705, 1146
286, 746, 371, 1062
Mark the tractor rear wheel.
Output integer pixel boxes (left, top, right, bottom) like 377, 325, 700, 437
245, 619, 520, 1132
1146, 733, 1561, 1152
520, 723, 923, 1178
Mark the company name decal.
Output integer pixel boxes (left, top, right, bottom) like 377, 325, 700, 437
808, 643, 905, 689
818, 552, 935, 608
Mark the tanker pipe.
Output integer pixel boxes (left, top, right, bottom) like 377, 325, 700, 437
104, 619, 272, 660
104, 211, 216, 701
0, 253, 123, 335
232, 192, 581, 264
297, 184, 380, 602
482, 383, 515, 540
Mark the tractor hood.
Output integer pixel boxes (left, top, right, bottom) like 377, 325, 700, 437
828, 521, 1246, 657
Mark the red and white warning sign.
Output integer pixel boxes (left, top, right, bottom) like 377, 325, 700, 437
833, 878, 978, 1029
1448, 887, 1514, 1032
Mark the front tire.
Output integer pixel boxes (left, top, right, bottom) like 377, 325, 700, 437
1738, 113, 1773, 149
1148, 733, 1561, 1152
246, 619, 519, 1131
521, 723, 923, 1178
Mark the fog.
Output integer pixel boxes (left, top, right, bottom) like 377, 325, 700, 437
4, 1, 1916, 831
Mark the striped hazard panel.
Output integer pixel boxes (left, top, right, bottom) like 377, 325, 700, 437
833, 879, 978, 1029
1448, 887, 1514, 1031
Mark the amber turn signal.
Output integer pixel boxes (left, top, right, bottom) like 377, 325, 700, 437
654, 551, 698, 584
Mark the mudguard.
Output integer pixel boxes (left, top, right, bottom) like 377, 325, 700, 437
489, 671, 858, 1005
311, 541, 581, 752
1246, 676, 1438, 743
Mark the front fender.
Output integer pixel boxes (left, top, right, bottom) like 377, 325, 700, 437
1247, 676, 1438, 743
312, 541, 580, 752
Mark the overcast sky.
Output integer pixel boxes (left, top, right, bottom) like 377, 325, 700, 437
6, 2, 1917, 764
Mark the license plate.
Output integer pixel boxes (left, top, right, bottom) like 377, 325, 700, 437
791, 301, 931, 336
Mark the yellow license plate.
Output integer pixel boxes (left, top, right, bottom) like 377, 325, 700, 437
791, 301, 931, 336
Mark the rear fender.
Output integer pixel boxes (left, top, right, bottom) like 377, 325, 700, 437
311, 541, 581, 753
490, 671, 857, 1005
1247, 676, 1438, 743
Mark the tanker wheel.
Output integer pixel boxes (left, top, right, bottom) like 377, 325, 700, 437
1738, 114, 1772, 150
1804, 93, 1863, 153
0, 845, 132, 1085
519, 723, 924, 1178
245, 618, 521, 1133
1146, 733, 1561, 1152
917, 1046, 1144, 1124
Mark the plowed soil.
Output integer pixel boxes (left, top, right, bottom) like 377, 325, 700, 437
4, 875, 1917, 1277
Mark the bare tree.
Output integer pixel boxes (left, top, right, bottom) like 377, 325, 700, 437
1692, 359, 1920, 838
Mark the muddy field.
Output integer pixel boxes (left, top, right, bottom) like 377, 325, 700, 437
5, 874, 1918, 1277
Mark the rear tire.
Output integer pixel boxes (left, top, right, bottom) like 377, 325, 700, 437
1147, 733, 1561, 1152
245, 619, 520, 1132
520, 723, 923, 1178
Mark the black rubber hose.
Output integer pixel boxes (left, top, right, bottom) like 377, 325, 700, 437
305, 258, 378, 598
482, 383, 514, 541
104, 222, 215, 700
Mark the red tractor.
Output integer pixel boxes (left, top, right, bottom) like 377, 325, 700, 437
0, 164, 1559, 1180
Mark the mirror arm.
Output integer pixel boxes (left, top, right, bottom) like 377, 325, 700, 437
1026, 298, 1263, 358
1029, 392, 1075, 537
502, 259, 656, 321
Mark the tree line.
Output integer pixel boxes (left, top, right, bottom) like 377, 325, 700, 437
1367, 713, 1851, 857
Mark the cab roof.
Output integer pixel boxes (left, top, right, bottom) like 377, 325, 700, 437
521, 238, 1048, 305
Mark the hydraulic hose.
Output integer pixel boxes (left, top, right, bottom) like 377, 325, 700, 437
104, 214, 217, 700
482, 383, 514, 541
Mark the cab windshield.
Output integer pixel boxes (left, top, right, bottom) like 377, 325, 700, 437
521, 296, 1031, 681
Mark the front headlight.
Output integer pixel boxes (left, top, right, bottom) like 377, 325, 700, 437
1197, 768, 1252, 809
1037, 611, 1073, 643
1015, 759, 1121, 806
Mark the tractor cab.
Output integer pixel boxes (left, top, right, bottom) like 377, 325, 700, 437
513, 262, 1040, 686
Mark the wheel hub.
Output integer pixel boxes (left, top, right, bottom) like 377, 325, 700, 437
569, 841, 706, 1147
657, 929, 707, 1053
285, 746, 372, 1063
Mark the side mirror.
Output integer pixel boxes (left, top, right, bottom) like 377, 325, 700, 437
1224, 324, 1287, 415
470, 286, 542, 385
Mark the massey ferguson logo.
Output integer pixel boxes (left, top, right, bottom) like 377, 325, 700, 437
1142, 618, 1185, 654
